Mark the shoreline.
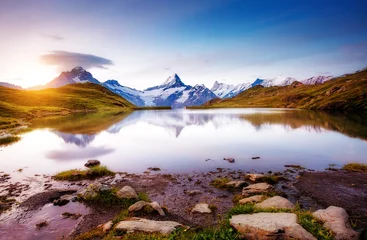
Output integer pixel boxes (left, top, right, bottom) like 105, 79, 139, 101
0, 164, 366, 239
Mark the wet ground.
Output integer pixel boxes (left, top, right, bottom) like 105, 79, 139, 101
0, 167, 366, 239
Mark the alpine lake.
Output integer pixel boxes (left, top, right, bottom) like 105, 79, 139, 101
2, 108, 367, 177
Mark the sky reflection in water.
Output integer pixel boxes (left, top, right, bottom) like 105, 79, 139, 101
1, 108, 367, 175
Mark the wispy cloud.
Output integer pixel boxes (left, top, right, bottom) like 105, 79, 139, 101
40, 50, 114, 71
41, 34, 65, 41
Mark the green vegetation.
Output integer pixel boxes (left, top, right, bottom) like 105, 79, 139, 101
84, 188, 149, 207
342, 163, 367, 172
0, 136, 21, 146
210, 177, 232, 190
193, 69, 367, 112
0, 196, 16, 214
297, 211, 334, 240
53, 165, 114, 181
0, 83, 135, 122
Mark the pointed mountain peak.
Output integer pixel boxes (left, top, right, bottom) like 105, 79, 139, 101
161, 73, 185, 88
71, 66, 86, 73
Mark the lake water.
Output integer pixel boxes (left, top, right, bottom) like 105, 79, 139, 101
1, 108, 367, 176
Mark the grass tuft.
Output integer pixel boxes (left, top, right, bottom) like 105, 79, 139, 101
297, 211, 334, 240
53, 165, 114, 181
210, 178, 233, 190
342, 163, 367, 172
0, 136, 21, 146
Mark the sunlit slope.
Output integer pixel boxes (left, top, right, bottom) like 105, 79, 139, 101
0, 83, 135, 121
200, 69, 367, 112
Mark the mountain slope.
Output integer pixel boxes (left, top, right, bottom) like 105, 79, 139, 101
0, 83, 135, 123
198, 69, 367, 112
0, 82, 23, 90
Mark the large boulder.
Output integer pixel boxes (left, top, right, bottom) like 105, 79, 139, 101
242, 183, 274, 197
230, 213, 316, 240
116, 186, 138, 199
239, 195, 264, 205
84, 159, 100, 168
128, 201, 165, 216
191, 203, 212, 214
255, 196, 295, 210
313, 206, 359, 240
115, 217, 182, 235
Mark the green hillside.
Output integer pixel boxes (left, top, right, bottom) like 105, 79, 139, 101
0, 83, 135, 129
198, 69, 367, 112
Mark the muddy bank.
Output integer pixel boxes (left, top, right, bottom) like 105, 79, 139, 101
295, 171, 367, 229
0, 167, 366, 239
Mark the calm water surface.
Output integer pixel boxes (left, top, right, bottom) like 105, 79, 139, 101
1, 108, 367, 175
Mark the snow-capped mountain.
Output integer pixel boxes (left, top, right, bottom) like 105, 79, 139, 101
33, 66, 101, 89
279, 77, 298, 86
104, 73, 217, 107
301, 75, 333, 85
0, 82, 23, 90
102, 80, 145, 106
211, 81, 251, 98
249, 78, 275, 88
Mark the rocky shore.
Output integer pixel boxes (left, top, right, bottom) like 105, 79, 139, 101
0, 163, 366, 240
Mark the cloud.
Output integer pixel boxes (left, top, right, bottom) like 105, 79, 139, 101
40, 50, 114, 71
41, 34, 65, 41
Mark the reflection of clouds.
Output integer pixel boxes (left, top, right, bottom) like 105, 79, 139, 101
52, 131, 96, 147
46, 146, 114, 160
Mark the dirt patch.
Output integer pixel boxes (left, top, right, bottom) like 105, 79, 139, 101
295, 170, 367, 228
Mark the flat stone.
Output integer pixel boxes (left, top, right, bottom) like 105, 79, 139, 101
115, 217, 182, 235
116, 186, 138, 199
226, 180, 248, 188
230, 213, 316, 240
246, 173, 265, 182
191, 203, 212, 214
84, 159, 100, 168
242, 183, 274, 197
255, 196, 295, 210
239, 195, 264, 205
128, 201, 165, 216
313, 206, 359, 240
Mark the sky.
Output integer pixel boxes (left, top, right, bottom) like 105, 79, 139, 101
0, 0, 366, 89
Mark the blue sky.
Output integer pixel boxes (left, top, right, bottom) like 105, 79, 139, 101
0, 0, 366, 88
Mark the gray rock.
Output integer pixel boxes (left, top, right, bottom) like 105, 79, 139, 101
230, 213, 316, 240
84, 159, 100, 168
98, 221, 113, 233
223, 158, 235, 163
128, 201, 165, 216
313, 206, 359, 240
239, 195, 264, 205
246, 173, 265, 182
226, 180, 248, 188
191, 203, 212, 214
242, 183, 274, 197
115, 217, 182, 235
111, 173, 123, 184
255, 196, 295, 210
116, 186, 138, 199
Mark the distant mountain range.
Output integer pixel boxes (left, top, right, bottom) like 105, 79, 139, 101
0, 67, 335, 107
